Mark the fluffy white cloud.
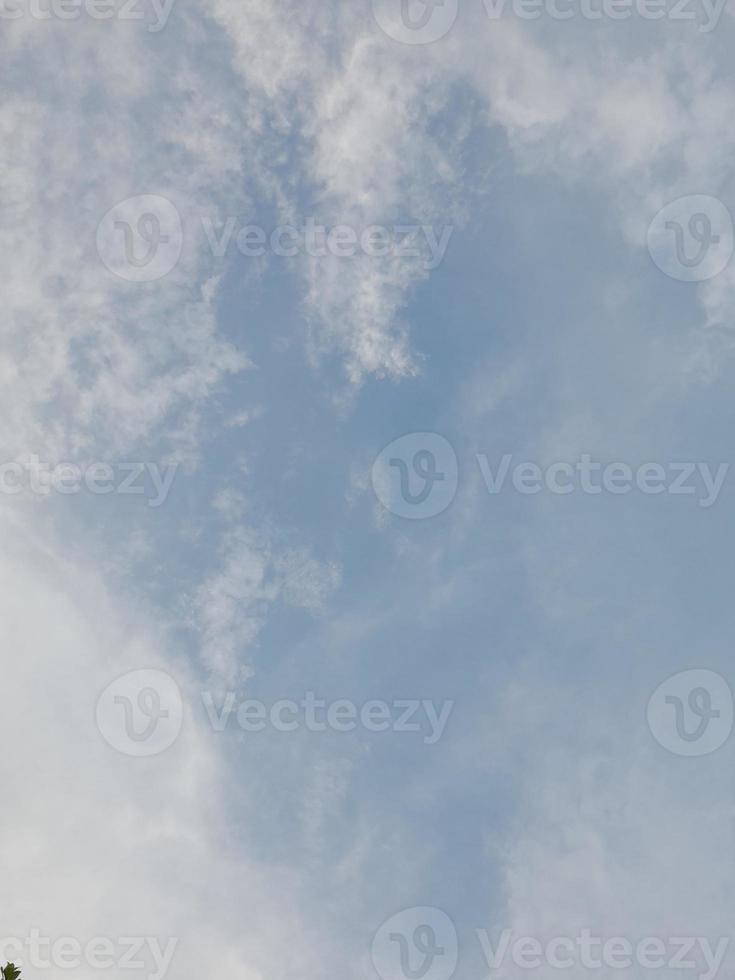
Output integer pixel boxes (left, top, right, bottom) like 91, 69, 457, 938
0, 504, 337, 980
4, 2, 735, 979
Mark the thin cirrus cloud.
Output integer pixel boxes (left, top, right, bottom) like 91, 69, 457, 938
2, 2, 735, 980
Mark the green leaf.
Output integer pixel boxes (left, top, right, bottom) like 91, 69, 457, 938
3, 963, 21, 980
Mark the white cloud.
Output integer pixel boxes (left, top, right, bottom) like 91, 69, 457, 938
0, 504, 337, 980
4, 3, 735, 978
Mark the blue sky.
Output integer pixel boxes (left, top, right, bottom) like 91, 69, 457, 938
3, 2, 735, 980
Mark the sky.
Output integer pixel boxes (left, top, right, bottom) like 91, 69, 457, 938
3, 2, 735, 980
